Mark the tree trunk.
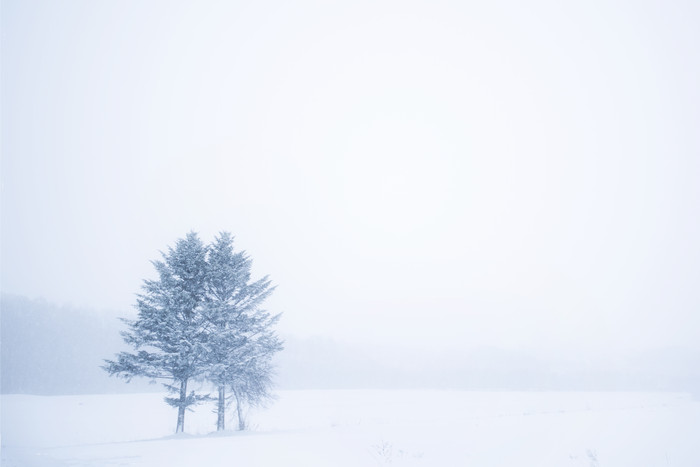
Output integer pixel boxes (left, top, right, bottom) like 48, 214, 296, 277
176, 379, 187, 433
233, 387, 245, 431
217, 385, 226, 431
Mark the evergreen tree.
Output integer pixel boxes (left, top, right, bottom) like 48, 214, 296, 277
204, 232, 282, 431
228, 325, 281, 430
104, 232, 211, 433
104, 231, 283, 433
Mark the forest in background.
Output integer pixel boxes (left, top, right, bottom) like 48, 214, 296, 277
2, 295, 698, 396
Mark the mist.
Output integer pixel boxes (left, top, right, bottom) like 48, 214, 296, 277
3, 0, 700, 391
3, 295, 699, 396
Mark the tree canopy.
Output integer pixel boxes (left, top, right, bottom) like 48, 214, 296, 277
104, 231, 282, 433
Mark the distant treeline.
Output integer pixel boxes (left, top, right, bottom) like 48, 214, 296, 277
0, 295, 153, 394
2, 295, 699, 395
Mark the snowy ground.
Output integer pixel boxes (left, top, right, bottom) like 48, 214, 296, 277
2, 390, 699, 466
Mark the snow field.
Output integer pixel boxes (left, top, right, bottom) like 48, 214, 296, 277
2, 390, 699, 466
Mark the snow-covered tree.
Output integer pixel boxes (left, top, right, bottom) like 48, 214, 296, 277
228, 327, 281, 430
204, 232, 282, 431
103, 232, 211, 433
104, 231, 282, 433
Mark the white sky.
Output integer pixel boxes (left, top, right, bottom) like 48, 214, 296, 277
2, 0, 699, 355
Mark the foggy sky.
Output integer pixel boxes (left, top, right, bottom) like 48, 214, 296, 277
2, 0, 699, 356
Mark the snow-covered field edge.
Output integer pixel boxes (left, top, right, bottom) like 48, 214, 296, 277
2, 390, 699, 466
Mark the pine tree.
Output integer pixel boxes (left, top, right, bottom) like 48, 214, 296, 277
104, 231, 283, 433
228, 326, 281, 430
103, 232, 211, 433
204, 232, 282, 431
